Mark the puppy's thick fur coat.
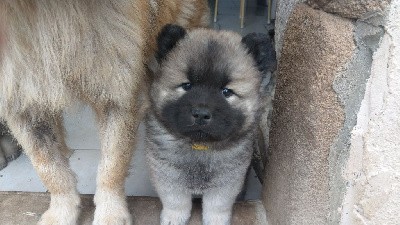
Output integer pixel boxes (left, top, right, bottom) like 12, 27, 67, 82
145, 25, 276, 225
0, 1, 209, 224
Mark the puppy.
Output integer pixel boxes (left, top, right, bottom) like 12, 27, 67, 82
0, 1, 209, 225
145, 25, 276, 225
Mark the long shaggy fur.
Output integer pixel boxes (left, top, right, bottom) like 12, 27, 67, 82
0, 1, 209, 224
0, 0, 209, 115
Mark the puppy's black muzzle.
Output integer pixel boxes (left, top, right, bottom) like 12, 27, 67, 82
192, 107, 212, 125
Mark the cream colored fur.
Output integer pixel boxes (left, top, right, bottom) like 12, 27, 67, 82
38, 194, 81, 225
0, 0, 209, 224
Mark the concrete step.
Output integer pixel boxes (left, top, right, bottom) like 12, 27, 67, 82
0, 192, 267, 225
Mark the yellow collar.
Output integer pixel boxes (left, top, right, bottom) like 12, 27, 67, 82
192, 144, 209, 151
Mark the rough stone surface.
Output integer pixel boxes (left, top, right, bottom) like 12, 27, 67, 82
0, 192, 267, 225
307, 0, 391, 19
329, 17, 385, 224
263, 4, 354, 224
274, 0, 306, 58
340, 0, 400, 224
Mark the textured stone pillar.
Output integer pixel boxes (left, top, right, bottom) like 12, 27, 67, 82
307, 0, 391, 19
263, 4, 354, 224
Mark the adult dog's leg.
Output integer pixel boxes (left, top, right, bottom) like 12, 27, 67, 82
5, 111, 80, 225
93, 105, 139, 225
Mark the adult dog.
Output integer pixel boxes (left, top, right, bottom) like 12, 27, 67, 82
0, 1, 209, 224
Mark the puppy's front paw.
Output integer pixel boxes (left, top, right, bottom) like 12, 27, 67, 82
93, 191, 132, 225
160, 208, 190, 225
203, 212, 231, 225
38, 194, 80, 225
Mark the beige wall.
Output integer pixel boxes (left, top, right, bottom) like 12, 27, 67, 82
340, 1, 400, 223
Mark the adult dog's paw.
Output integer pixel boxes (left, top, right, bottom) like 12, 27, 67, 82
38, 194, 80, 225
93, 191, 132, 225
93, 205, 132, 225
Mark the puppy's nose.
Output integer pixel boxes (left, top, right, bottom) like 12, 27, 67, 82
192, 107, 211, 123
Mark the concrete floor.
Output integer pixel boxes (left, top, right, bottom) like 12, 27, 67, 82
0, 192, 267, 225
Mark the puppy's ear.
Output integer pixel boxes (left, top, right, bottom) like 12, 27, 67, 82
242, 33, 277, 95
241, 33, 277, 75
156, 24, 187, 63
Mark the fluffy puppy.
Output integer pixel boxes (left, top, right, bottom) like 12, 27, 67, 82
0, 1, 209, 225
145, 25, 276, 225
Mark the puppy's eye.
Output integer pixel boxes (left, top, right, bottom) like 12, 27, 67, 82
222, 88, 234, 98
181, 83, 192, 91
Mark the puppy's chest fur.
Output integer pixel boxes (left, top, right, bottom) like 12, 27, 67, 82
145, 114, 253, 193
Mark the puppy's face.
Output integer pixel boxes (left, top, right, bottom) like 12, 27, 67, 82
150, 25, 276, 143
